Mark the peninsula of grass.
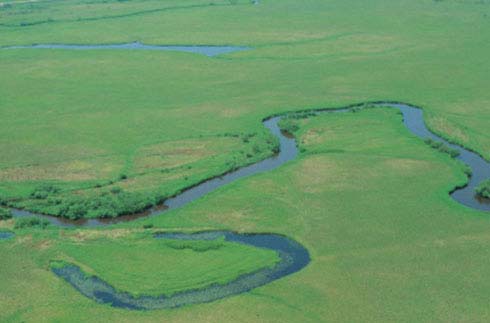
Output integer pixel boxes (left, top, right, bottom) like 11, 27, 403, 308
45, 232, 280, 298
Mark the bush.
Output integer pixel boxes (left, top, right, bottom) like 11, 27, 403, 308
30, 184, 60, 200
0, 208, 12, 220
33, 191, 157, 220
110, 186, 123, 194
288, 111, 317, 119
424, 138, 460, 158
14, 217, 49, 229
278, 118, 299, 134
118, 174, 128, 180
462, 164, 473, 177
476, 180, 490, 199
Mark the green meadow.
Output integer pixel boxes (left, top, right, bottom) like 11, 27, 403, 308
1, 0, 490, 321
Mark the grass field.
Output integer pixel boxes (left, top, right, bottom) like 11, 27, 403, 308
2, 109, 489, 322
1, 0, 490, 322
1, 0, 490, 217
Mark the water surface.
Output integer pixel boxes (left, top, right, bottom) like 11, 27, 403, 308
11, 102, 490, 227
52, 231, 310, 310
0, 231, 14, 240
2, 42, 249, 57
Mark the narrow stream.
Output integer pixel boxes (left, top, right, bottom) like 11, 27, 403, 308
11, 102, 490, 227
52, 231, 310, 310
1, 42, 250, 56
0, 231, 14, 240
9, 101, 490, 310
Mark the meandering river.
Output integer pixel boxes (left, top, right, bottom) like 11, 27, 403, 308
44, 101, 490, 310
11, 102, 490, 227
52, 231, 310, 310
3, 46, 489, 308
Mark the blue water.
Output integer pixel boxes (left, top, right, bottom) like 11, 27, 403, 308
52, 231, 310, 310
12, 102, 489, 228
0, 231, 14, 240
2, 42, 249, 57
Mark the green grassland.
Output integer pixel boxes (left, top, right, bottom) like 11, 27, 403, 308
2, 0, 490, 321
1, 0, 490, 217
2, 109, 490, 322
51, 231, 280, 298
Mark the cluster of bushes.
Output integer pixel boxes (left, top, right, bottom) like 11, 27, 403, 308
279, 111, 319, 134
462, 164, 473, 177
424, 138, 460, 158
278, 118, 300, 134
240, 132, 256, 143
27, 184, 159, 220
0, 208, 12, 220
287, 111, 317, 120
164, 237, 225, 252
476, 179, 490, 199
30, 184, 60, 200
47, 192, 156, 219
14, 217, 49, 229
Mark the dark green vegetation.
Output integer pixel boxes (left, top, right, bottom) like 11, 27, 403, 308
24, 184, 158, 219
424, 138, 460, 158
0, 207, 12, 220
476, 179, 490, 198
13, 216, 49, 229
2, 0, 490, 321
163, 237, 226, 252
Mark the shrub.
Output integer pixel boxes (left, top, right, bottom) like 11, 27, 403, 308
14, 217, 49, 229
0, 208, 12, 220
462, 164, 473, 177
424, 138, 460, 158
476, 180, 490, 199
30, 184, 60, 200
278, 118, 299, 134
35, 191, 157, 220
241, 133, 256, 143
110, 186, 123, 194
288, 111, 317, 119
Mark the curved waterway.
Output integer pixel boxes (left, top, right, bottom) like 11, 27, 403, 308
52, 231, 310, 310
9, 102, 490, 309
1, 42, 249, 57
11, 102, 490, 228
